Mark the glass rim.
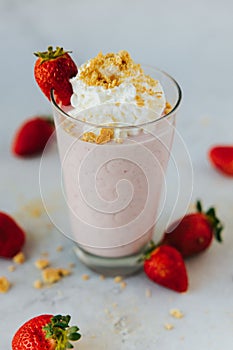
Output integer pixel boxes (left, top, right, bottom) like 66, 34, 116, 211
50, 65, 182, 129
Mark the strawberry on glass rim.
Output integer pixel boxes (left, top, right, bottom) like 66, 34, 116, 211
12, 314, 81, 350
34, 46, 78, 106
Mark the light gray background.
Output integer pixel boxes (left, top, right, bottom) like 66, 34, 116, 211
0, 0, 233, 349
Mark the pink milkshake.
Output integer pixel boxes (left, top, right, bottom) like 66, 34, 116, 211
51, 51, 181, 275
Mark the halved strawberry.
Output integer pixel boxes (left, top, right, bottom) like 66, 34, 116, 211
0, 212, 26, 258
12, 314, 81, 350
208, 145, 233, 176
12, 116, 54, 157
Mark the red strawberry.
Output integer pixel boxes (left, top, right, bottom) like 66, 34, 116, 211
0, 212, 26, 258
160, 201, 223, 258
12, 314, 81, 350
208, 145, 233, 176
34, 46, 78, 105
144, 245, 188, 293
12, 116, 54, 156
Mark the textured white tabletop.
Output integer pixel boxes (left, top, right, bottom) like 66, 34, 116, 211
1, 0, 233, 349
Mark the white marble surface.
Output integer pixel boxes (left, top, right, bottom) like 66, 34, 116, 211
1, 0, 233, 349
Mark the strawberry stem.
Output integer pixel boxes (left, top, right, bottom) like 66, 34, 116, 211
43, 315, 81, 349
138, 240, 158, 262
196, 200, 223, 243
34, 46, 72, 64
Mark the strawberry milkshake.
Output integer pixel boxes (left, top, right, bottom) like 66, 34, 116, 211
49, 50, 181, 275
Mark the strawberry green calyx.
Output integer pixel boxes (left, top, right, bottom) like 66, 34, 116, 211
139, 240, 158, 262
196, 200, 223, 243
43, 315, 81, 349
34, 46, 72, 64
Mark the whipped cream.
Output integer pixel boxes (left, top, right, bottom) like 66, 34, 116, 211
69, 51, 166, 137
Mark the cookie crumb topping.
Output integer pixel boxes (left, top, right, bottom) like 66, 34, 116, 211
79, 51, 142, 89
82, 128, 114, 144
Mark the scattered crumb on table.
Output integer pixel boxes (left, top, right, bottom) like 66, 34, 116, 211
35, 258, 50, 270
114, 276, 123, 283
170, 308, 184, 319
13, 252, 25, 264
56, 245, 63, 252
145, 288, 152, 298
42, 267, 71, 284
82, 274, 90, 281
8, 265, 16, 272
120, 281, 127, 289
164, 323, 174, 330
33, 279, 43, 289
0, 276, 11, 293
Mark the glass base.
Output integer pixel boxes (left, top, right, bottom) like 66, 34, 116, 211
73, 246, 145, 277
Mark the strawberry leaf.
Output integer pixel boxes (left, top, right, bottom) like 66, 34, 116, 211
205, 205, 223, 243
43, 314, 81, 350
34, 46, 72, 64
138, 240, 158, 262
196, 200, 203, 213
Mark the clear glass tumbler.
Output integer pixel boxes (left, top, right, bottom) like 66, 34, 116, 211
51, 67, 182, 276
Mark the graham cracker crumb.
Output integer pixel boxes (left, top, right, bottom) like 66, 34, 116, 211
120, 281, 127, 289
82, 274, 90, 281
135, 95, 145, 107
8, 265, 16, 272
96, 128, 114, 144
114, 276, 123, 283
41, 251, 49, 257
0, 276, 11, 293
22, 199, 44, 218
164, 101, 172, 115
82, 128, 114, 144
13, 252, 25, 264
33, 279, 43, 289
115, 138, 123, 144
79, 50, 142, 89
145, 288, 152, 298
164, 323, 174, 330
35, 259, 50, 270
42, 267, 71, 284
170, 308, 184, 319
69, 263, 76, 268
59, 268, 71, 277
56, 245, 63, 252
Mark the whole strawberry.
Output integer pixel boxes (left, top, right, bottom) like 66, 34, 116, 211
208, 145, 233, 176
12, 314, 81, 350
0, 212, 26, 258
34, 46, 78, 105
12, 116, 54, 156
160, 201, 223, 258
144, 245, 188, 293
